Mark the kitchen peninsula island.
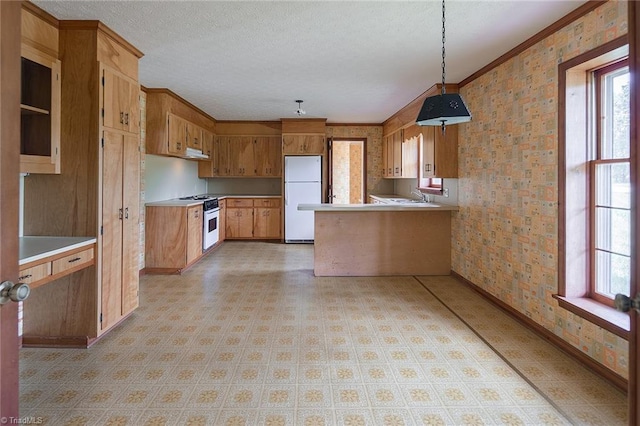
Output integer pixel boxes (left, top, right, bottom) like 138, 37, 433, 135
298, 203, 458, 276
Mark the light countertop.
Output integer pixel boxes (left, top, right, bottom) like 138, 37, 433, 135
298, 203, 458, 212
20, 236, 97, 265
146, 194, 281, 207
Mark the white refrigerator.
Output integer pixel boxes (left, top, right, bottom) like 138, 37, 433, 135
284, 155, 321, 242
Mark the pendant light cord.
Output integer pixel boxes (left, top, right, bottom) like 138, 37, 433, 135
441, 0, 446, 96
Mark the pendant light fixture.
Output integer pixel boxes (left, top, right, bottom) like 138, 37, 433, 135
416, 0, 471, 129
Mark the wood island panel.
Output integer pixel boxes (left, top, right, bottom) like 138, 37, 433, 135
314, 210, 451, 276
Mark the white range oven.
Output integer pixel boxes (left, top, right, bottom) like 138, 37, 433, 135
202, 198, 220, 250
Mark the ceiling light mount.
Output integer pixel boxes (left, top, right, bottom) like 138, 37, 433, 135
416, 0, 471, 130
295, 100, 306, 116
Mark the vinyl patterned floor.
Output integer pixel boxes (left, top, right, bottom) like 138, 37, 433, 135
19, 241, 627, 425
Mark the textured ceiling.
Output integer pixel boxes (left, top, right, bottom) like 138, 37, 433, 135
34, 1, 587, 123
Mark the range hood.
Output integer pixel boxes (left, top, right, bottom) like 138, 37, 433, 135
185, 147, 209, 160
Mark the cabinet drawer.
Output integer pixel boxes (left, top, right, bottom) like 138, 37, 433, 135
254, 198, 281, 207
52, 248, 94, 275
18, 263, 51, 285
226, 198, 253, 207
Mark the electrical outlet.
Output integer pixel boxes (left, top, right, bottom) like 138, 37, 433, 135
443, 188, 449, 197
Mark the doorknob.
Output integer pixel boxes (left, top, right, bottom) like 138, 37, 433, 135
0, 281, 30, 305
614, 293, 640, 313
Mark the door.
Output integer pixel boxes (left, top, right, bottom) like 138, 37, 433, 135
327, 138, 366, 204
0, 1, 22, 417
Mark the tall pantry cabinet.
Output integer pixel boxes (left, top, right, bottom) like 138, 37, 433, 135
23, 21, 143, 347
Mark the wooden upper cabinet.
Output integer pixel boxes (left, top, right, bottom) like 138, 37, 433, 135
254, 136, 281, 177
102, 66, 139, 134
420, 125, 458, 178
199, 135, 281, 178
392, 130, 403, 177
282, 134, 325, 155
281, 118, 326, 155
167, 113, 187, 156
383, 83, 459, 179
20, 5, 61, 175
229, 136, 255, 176
202, 129, 214, 158
382, 128, 418, 179
145, 89, 215, 160
187, 122, 202, 150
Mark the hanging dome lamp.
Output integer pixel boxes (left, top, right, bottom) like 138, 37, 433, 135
416, 0, 471, 130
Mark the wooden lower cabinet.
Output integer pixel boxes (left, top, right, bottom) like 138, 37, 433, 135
145, 204, 204, 273
218, 199, 226, 241
186, 205, 203, 264
225, 198, 254, 239
101, 130, 140, 332
254, 199, 281, 239
225, 197, 281, 240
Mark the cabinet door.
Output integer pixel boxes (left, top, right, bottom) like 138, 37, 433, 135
282, 134, 302, 154
254, 207, 281, 239
102, 66, 138, 134
218, 200, 226, 241
303, 135, 326, 154
202, 129, 214, 158
270, 137, 282, 176
187, 205, 203, 264
216, 136, 231, 176
229, 136, 254, 176
392, 130, 402, 177
386, 135, 394, 177
434, 125, 458, 178
225, 207, 253, 239
20, 45, 61, 174
167, 114, 187, 156
121, 133, 140, 315
101, 130, 124, 332
381, 136, 389, 178
401, 132, 418, 179
254, 136, 281, 176
421, 127, 436, 178
102, 130, 140, 327
187, 122, 202, 150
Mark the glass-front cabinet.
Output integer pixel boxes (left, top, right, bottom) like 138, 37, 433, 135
20, 45, 61, 174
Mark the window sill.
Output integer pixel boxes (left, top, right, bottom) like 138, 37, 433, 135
417, 187, 443, 195
553, 295, 630, 339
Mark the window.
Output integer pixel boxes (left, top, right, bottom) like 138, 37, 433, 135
557, 36, 630, 338
591, 61, 631, 306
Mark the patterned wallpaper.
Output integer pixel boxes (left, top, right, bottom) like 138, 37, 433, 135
139, 91, 146, 270
454, 1, 629, 378
326, 126, 393, 199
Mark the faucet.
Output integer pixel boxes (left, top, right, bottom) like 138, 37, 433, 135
411, 189, 431, 202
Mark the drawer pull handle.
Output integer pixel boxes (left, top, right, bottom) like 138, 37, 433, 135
68, 257, 82, 263
18, 274, 32, 281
